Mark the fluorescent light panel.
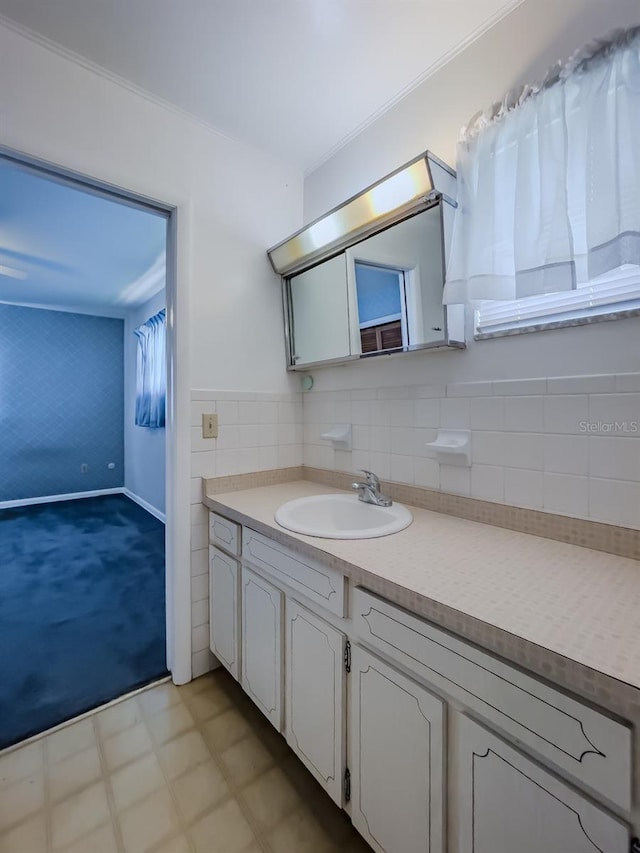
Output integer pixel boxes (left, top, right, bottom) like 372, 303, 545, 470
268, 152, 449, 276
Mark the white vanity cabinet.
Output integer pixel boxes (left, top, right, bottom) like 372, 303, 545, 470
453, 715, 628, 853
349, 643, 445, 853
208, 546, 240, 679
241, 565, 284, 731
207, 510, 635, 853
285, 598, 346, 806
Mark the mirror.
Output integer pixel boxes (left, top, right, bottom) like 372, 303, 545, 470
285, 201, 463, 369
346, 206, 446, 356
289, 254, 349, 365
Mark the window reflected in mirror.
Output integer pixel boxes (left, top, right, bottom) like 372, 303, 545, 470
354, 262, 405, 353
285, 202, 459, 369
348, 206, 446, 356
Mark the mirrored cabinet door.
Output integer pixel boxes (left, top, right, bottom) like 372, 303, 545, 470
289, 253, 351, 366
346, 205, 446, 355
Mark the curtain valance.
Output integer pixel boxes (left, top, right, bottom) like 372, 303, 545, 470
443, 26, 640, 306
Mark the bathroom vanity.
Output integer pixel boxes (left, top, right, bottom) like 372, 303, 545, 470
203, 478, 640, 853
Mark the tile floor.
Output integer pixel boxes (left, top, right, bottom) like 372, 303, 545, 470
0, 670, 372, 853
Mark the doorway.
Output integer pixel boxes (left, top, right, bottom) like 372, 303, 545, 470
0, 149, 179, 748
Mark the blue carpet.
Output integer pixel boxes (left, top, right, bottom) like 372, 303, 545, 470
0, 494, 167, 749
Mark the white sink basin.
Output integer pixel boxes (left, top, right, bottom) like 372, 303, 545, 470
275, 493, 412, 539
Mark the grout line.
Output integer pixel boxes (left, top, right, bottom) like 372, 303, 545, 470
91, 713, 127, 853
42, 738, 52, 853
178, 675, 281, 850
135, 689, 201, 853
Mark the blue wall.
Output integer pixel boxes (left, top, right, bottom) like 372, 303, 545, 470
355, 263, 402, 325
0, 305, 124, 501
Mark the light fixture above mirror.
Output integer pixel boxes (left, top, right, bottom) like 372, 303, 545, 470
268, 151, 457, 277
267, 150, 465, 371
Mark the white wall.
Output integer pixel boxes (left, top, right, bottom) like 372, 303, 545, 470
300, 0, 640, 531
124, 291, 166, 515
303, 0, 640, 394
305, 0, 640, 220
0, 20, 304, 681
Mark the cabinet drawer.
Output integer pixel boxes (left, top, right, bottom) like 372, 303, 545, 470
353, 587, 632, 811
242, 528, 346, 617
209, 511, 240, 555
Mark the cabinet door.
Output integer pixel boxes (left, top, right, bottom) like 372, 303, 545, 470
453, 715, 629, 853
285, 599, 345, 806
209, 546, 239, 679
241, 566, 283, 731
289, 254, 351, 366
349, 644, 445, 853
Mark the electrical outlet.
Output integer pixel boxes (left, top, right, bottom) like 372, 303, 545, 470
202, 413, 218, 439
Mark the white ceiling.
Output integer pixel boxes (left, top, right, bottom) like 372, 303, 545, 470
0, 159, 167, 313
0, 0, 523, 172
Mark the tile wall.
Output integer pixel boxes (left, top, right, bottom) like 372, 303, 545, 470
189, 373, 639, 677
189, 390, 303, 676
302, 373, 640, 531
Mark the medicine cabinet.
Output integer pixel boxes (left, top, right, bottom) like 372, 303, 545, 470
267, 150, 465, 370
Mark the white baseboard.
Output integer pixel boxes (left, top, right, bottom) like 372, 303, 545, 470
0, 488, 124, 510
123, 489, 166, 523
0, 487, 167, 523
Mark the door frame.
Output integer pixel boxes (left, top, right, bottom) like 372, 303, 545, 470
0, 143, 192, 684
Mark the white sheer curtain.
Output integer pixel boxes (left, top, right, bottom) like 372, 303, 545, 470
443, 27, 640, 306
134, 309, 166, 429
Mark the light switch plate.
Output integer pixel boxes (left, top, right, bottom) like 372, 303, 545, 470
202, 413, 218, 439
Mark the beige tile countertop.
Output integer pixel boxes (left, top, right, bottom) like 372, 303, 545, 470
204, 480, 640, 694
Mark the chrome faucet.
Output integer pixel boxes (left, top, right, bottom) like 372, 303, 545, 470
351, 470, 392, 507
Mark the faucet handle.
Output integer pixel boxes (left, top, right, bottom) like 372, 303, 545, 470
358, 469, 380, 488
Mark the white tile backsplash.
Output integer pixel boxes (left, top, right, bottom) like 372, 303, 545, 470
501, 432, 544, 470
190, 573, 208, 603
414, 457, 440, 489
188, 376, 640, 680
189, 388, 303, 678
589, 436, 640, 482
492, 378, 547, 395
504, 468, 544, 510
440, 397, 471, 429
414, 398, 440, 428
589, 393, 640, 428
190, 524, 207, 552
190, 549, 207, 578
471, 464, 505, 502
191, 624, 209, 654
616, 373, 640, 392
543, 395, 589, 434
547, 374, 617, 395
543, 434, 590, 475
391, 454, 415, 484
504, 396, 545, 433
191, 599, 208, 629
440, 465, 471, 496
302, 374, 640, 529
543, 473, 589, 518
589, 478, 640, 528
470, 397, 505, 431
